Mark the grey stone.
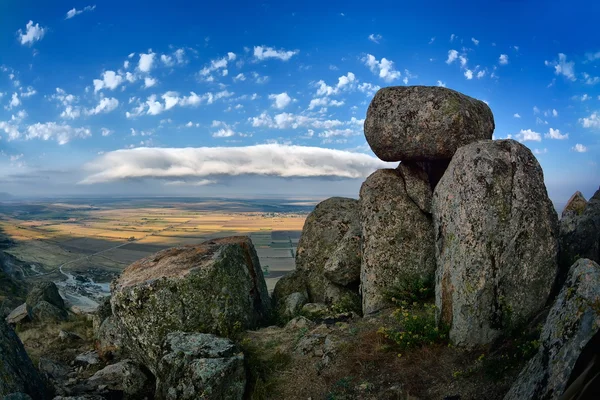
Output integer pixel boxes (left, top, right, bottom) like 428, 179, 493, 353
272, 270, 308, 311
295, 197, 362, 310
285, 316, 315, 330
26, 282, 64, 310
38, 358, 69, 381
5, 304, 30, 326
504, 259, 600, 400
58, 331, 82, 342
30, 301, 67, 323
0, 319, 48, 399
278, 292, 308, 321
434, 139, 559, 347
87, 360, 154, 399
323, 229, 361, 287
95, 316, 125, 360
111, 236, 271, 373
301, 303, 329, 319
360, 168, 435, 314
364, 86, 494, 162
155, 332, 245, 400
74, 351, 100, 366
558, 188, 600, 278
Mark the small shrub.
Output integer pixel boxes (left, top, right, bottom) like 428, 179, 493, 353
378, 302, 449, 351
383, 275, 434, 305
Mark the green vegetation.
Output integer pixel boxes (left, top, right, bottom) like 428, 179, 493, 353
383, 274, 435, 305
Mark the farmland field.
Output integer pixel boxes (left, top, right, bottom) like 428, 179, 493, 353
0, 197, 316, 309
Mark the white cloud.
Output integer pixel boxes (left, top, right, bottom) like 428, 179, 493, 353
533, 148, 547, 155
514, 113, 521, 118
253, 46, 298, 61
572, 144, 587, 153
93, 70, 124, 92
552, 109, 558, 117
0, 121, 21, 140
316, 72, 356, 96
581, 94, 591, 101
450, 34, 456, 42
80, 144, 392, 184
536, 117, 548, 125
138, 51, 156, 73
545, 128, 568, 140
471, 37, 479, 45
477, 70, 486, 79
17, 21, 46, 46
459, 55, 468, 67
533, 106, 540, 114
212, 128, 236, 138
362, 54, 401, 82
446, 50, 459, 64
25, 122, 91, 144
308, 97, 345, 110
250, 112, 341, 130
233, 73, 246, 82
199, 53, 236, 79
123, 60, 130, 69
6, 93, 20, 109
437, 80, 446, 87
144, 77, 157, 88
428, 37, 435, 44
464, 69, 473, 80
160, 54, 174, 66
146, 95, 165, 115
580, 112, 600, 129
499, 54, 509, 65
174, 49, 185, 64
318, 128, 359, 138
65, 5, 96, 19
515, 129, 541, 142
269, 92, 292, 109
368, 34, 382, 44
87, 97, 119, 115
357, 82, 380, 96
61, 106, 81, 119
101, 128, 113, 136
544, 53, 575, 81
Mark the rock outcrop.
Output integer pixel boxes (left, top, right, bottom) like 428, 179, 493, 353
558, 188, 600, 277
26, 282, 65, 310
86, 360, 154, 399
364, 86, 494, 162
0, 319, 47, 399
283, 197, 361, 313
433, 139, 559, 346
111, 236, 271, 372
360, 168, 435, 314
504, 258, 600, 399
155, 332, 245, 400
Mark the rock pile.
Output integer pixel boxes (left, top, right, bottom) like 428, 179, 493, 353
6, 282, 68, 326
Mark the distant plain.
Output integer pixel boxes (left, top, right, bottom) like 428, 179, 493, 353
0, 197, 314, 292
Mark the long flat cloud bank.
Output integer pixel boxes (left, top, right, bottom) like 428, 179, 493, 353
80, 144, 393, 184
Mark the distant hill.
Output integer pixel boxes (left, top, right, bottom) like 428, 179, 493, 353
0, 192, 13, 201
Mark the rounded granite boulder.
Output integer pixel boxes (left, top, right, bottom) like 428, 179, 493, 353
111, 236, 272, 373
364, 86, 494, 162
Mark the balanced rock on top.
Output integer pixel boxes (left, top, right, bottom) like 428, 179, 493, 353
364, 86, 494, 162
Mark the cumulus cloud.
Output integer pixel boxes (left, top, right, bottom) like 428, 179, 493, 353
6, 93, 20, 110
144, 77, 157, 88
580, 112, 600, 129
138, 51, 156, 73
212, 128, 236, 138
25, 122, 91, 144
515, 129, 541, 142
80, 144, 391, 184
437, 80, 446, 87
268, 92, 292, 109
308, 97, 344, 110
446, 50, 459, 64
17, 21, 46, 45
199, 52, 236, 79
471, 37, 479, 45
368, 34, 382, 44
93, 71, 124, 92
358, 82, 380, 96
101, 128, 113, 136
253, 46, 298, 61
65, 5, 96, 19
545, 128, 568, 140
572, 144, 587, 153
499, 54, 509, 65
477, 70, 486, 79
362, 54, 401, 82
544, 53, 575, 81
87, 97, 119, 115
316, 72, 356, 96
464, 69, 473, 79
514, 113, 521, 118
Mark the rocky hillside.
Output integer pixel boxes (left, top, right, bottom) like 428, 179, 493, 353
1, 86, 599, 400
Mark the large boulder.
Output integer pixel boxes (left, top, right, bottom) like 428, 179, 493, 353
86, 360, 154, 400
294, 197, 361, 310
95, 316, 125, 360
360, 167, 435, 315
5, 303, 31, 326
558, 188, 600, 276
111, 236, 271, 372
434, 139, 559, 346
155, 332, 245, 400
30, 301, 68, 323
0, 319, 48, 399
26, 282, 64, 310
364, 86, 494, 162
504, 259, 600, 400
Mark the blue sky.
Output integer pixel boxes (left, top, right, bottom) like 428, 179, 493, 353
0, 0, 598, 206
